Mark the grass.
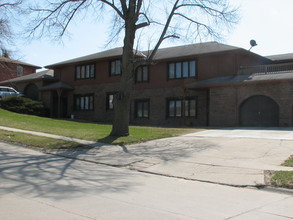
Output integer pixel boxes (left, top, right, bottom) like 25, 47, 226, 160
270, 155, 293, 189
0, 109, 202, 145
270, 171, 293, 189
0, 130, 85, 149
282, 155, 293, 167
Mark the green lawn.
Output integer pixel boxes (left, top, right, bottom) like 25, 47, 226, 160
0, 109, 202, 145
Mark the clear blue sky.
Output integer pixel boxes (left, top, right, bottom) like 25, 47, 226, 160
15, 0, 293, 68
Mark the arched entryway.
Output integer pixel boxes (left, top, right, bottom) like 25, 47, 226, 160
239, 95, 279, 127
24, 83, 39, 100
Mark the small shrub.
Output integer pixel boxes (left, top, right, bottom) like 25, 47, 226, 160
1, 96, 46, 116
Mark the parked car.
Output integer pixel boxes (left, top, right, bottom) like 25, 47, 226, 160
0, 86, 24, 98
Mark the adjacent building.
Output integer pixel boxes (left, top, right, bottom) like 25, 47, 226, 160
0, 69, 55, 101
0, 56, 41, 82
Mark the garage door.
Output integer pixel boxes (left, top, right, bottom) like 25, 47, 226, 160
240, 95, 279, 127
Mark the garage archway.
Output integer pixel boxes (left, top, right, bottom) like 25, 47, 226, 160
239, 95, 279, 127
24, 83, 39, 100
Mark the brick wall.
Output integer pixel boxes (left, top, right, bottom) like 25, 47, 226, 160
69, 83, 208, 126
0, 63, 38, 82
209, 81, 293, 127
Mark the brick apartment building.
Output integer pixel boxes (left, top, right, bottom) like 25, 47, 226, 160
2, 42, 293, 127
0, 56, 41, 82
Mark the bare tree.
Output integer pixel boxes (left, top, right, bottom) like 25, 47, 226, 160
0, 0, 22, 53
28, 0, 238, 137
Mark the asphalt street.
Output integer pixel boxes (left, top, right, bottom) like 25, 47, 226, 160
1, 141, 293, 220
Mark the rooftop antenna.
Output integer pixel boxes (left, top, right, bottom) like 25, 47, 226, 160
249, 40, 257, 51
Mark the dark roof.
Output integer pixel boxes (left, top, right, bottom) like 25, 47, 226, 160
266, 53, 293, 62
45, 48, 146, 68
0, 56, 41, 68
187, 71, 293, 89
0, 69, 54, 84
0, 70, 55, 84
147, 42, 241, 60
40, 81, 74, 90
45, 42, 246, 68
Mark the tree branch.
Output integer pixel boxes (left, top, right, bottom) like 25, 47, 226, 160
100, 0, 125, 19
135, 21, 149, 30
0, 1, 22, 8
60, 0, 87, 36
147, 0, 180, 61
173, 12, 215, 35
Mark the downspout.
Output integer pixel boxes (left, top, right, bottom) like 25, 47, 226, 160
206, 88, 210, 127
57, 88, 62, 118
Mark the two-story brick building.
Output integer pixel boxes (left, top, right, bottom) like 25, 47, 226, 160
42, 41, 292, 127
3, 42, 292, 127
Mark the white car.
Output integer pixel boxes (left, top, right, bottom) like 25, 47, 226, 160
0, 86, 24, 98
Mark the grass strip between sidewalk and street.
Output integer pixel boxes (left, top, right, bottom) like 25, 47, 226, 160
0, 109, 203, 145
270, 156, 293, 189
0, 130, 86, 149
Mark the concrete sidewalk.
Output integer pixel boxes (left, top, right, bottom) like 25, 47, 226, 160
1, 126, 293, 187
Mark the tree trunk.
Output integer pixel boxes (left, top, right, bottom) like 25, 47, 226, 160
110, 92, 131, 136
110, 5, 137, 137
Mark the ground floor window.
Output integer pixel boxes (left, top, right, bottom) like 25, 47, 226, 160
106, 92, 117, 110
167, 97, 197, 118
184, 98, 197, 117
135, 99, 149, 118
168, 99, 182, 117
74, 94, 94, 111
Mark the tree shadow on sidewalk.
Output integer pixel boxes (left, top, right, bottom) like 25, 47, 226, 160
0, 143, 140, 201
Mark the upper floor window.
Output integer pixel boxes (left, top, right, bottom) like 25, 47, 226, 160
75, 64, 95, 80
17, 66, 23, 76
74, 94, 94, 111
110, 60, 121, 76
168, 60, 197, 79
136, 66, 149, 83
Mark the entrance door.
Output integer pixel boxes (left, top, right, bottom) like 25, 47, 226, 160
240, 95, 279, 127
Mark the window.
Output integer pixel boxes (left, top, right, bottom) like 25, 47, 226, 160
110, 60, 121, 76
17, 66, 23, 76
75, 64, 95, 80
168, 60, 197, 79
184, 98, 197, 117
106, 92, 117, 110
167, 97, 197, 118
168, 99, 182, 117
136, 66, 149, 83
74, 94, 94, 111
135, 99, 149, 118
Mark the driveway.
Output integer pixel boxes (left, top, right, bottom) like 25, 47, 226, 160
47, 127, 293, 187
